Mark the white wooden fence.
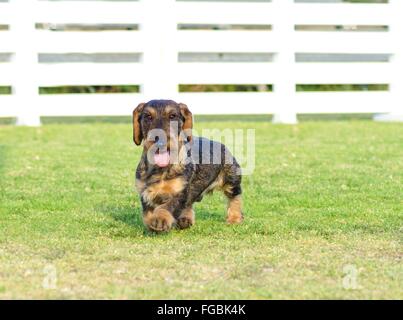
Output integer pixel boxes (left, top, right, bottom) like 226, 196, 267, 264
0, 0, 402, 125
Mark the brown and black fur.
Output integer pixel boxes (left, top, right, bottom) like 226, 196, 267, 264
133, 99, 243, 232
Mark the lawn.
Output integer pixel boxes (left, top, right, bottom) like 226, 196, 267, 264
0, 117, 402, 299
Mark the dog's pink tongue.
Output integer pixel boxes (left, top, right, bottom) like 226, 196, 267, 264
154, 151, 170, 168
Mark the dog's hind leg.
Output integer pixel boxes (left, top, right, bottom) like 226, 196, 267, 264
222, 167, 244, 224
226, 194, 243, 224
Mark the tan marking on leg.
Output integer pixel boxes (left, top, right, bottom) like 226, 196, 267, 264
226, 195, 243, 224
143, 208, 175, 233
177, 207, 195, 230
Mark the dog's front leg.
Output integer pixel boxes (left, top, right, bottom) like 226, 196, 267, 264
143, 202, 176, 233
177, 207, 195, 229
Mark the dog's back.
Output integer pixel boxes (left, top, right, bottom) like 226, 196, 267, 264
188, 136, 242, 203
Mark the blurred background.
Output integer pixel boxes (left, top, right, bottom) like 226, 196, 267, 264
0, 0, 401, 125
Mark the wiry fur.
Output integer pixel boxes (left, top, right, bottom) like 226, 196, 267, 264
133, 100, 243, 232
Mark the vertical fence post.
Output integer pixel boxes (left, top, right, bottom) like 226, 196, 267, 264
272, 0, 297, 124
374, 0, 403, 122
11, 0, 41, 126
141, 0, 177, 100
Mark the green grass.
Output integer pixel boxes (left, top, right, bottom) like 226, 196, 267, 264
0, 119, 402, 299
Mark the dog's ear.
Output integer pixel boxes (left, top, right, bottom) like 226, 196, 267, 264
133, 102, 145, 145
179, 103, 193, 142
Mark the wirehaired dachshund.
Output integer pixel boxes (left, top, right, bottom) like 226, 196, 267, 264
133, 99, 243, 233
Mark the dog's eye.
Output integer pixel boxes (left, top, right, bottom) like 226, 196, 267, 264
144, 114, 152, 121
169, 114, 177, 120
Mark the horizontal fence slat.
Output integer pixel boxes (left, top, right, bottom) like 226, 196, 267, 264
0, 3, 12, 25
294, 63, 392, 84
178, 92, 396, 115
293, 3, 391, 25
177, 31, 277, 52
294, 32, 393, 53
37, 64, 144, 86
35, 1, 143, 24
295, 91, 394, 114
0, 33, 14, 51
38, 94, 141, 117
0, 64, 13, 85
0, 91, 398, 117
35, 32, 144, 53
176, 2, 274, 25
39, 93, 275, 116
0, 96, 16, 117
177, 63, 277, 84
175, 93, 275, 115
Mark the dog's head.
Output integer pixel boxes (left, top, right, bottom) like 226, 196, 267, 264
132, 100, 193, 167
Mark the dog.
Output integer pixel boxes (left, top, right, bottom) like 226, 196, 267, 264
133, 100, 243, 232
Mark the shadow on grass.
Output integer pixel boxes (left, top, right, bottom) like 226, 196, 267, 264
110, 208, 143, 228
100, 204, 147, 234
100, 204, 175, 237
100, 201, 226, 237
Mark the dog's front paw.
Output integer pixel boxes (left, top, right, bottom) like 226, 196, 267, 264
227, 214, 243, 224
177, 217, 194, 229
176, 208, 195, 230
144, 209, 175, 233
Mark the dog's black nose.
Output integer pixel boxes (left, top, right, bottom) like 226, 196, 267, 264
155, 139, 166, 149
